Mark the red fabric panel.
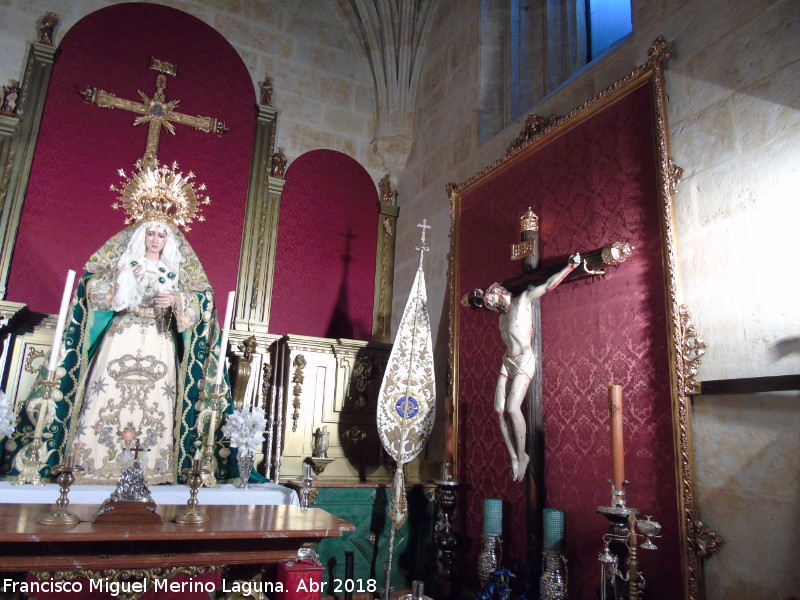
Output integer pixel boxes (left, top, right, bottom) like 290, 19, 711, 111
6, 3, 254, 313
457, 83, 680, 598
270, 150, 378, 341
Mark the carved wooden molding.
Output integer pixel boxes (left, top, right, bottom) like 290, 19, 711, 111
694, 520, 724, 558
290, 354, 306, 432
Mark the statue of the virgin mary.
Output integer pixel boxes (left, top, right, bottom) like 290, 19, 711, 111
5, 162, 236, 484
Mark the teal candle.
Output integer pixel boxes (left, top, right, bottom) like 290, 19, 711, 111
543, 508, 565, 553
483, 498, 502, 535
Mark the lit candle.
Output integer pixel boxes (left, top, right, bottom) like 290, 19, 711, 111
214, 291, 235, 386
609, 384, 624, 492
47, 269, 76, 373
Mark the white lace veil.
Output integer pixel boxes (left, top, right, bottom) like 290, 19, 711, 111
112, 221, 184, 311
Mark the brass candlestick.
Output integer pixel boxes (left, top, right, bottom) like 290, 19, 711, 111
175, 458, 210, 524
38, 455, 84, 525
15, 371, 62, 486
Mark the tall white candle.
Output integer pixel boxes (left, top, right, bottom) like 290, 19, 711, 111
47, 269, 76, 373
214, 291, 235, 386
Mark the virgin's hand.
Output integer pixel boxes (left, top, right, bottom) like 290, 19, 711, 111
154, 293, 174, 308
133, 265, 144, 278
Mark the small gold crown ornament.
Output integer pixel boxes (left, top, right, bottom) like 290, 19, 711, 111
110, 161, 210, 231
520, 207, 539, 232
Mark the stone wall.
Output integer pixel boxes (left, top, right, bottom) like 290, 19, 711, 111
398, 0, 799, 598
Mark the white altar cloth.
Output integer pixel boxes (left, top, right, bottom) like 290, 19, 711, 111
0, 480, 299, 506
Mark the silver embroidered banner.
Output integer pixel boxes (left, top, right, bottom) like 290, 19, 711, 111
377, 222, 435, 530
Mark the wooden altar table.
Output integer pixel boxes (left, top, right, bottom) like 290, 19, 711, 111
0, 503, 355, 572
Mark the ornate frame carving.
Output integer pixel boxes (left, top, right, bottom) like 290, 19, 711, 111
447, 37, 706, 600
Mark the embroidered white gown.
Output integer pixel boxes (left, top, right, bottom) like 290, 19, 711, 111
70, 258, 183, 484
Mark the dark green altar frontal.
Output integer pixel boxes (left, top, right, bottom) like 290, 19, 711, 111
301, 483, 437, 590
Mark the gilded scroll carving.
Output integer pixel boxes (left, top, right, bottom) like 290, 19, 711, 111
668, 158, 685, 196
694, 520, 724, 559
24, 346, 45, 373
505, 114, 560, 157
343, 425, 367, 445
260, 361, 272, 411
291, 354, 306, 432
680, 305, 707, 396
350, 354, 373, 411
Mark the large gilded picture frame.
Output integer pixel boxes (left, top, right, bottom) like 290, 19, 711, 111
447, 38, 705, 599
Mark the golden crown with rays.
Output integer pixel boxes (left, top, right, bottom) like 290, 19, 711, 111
110, 161, 210, 231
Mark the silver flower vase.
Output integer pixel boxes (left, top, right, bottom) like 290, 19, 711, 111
540, 552, 568, 600
236, 450, 254, 489
477, 533, 502, 588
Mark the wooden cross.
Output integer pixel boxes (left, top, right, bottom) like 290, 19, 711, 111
82, 57, 228, 168
503, 209, 631, 566
131, 439, 146, 463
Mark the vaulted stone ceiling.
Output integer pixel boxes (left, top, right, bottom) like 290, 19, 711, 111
333, 0, 437, 180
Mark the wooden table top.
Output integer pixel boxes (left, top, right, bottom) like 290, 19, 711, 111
3, 503, 354, 542
0, 503, 355, 571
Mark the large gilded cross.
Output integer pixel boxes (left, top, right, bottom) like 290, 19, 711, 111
82, 57, 228, 168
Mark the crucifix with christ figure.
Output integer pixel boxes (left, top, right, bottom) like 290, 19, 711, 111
463, 209, 632, 479
461, 207, 631, 546
82, 57, 228, 168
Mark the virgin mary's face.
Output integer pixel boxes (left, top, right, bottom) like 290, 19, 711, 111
145, 227, 168, 256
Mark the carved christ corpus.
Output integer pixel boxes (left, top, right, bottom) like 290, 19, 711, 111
461, 207, 632, 560
82, 57, 228, 167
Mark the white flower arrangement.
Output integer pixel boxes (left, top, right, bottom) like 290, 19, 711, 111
0, 391, 15, 439
221, 406, 267, 455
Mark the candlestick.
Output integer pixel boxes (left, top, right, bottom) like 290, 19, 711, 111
47, 269, 76, 373
38, 456, 84, 525
175, 458, 210, 523
214, 291, 235, 386
432, 476, 461, 600
609, 384, 624, 493
444, 395, 454, 463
